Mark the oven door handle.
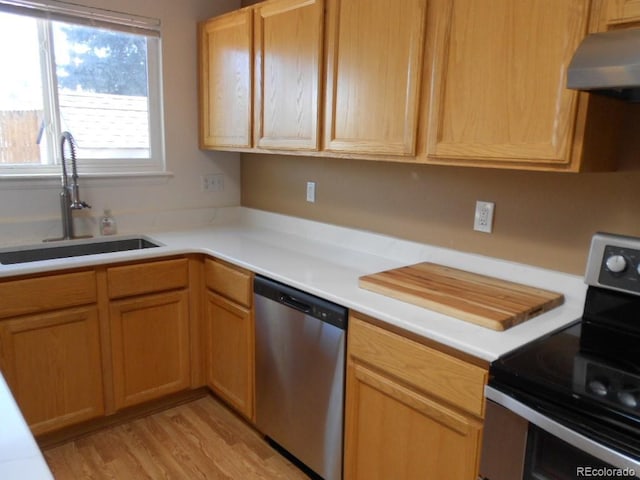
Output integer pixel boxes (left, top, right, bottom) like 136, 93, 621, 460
485, 385, 640, 474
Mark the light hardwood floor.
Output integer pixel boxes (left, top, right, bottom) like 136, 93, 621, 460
43, 395, 309, 479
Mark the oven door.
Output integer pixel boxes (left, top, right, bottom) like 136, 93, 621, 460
481, 386, 640, 480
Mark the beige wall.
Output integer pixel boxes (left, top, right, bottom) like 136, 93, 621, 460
242, 151, 640, 275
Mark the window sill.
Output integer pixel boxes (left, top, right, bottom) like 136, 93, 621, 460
0, 171, 174, 190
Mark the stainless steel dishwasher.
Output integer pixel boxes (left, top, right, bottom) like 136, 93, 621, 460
254, 275, 347, 480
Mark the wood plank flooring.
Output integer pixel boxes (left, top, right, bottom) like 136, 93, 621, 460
43, 395, 309, 479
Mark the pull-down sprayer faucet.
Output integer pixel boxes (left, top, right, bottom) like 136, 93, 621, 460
57, 131, 91, 240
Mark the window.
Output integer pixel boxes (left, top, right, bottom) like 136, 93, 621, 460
0, 0, 164, 176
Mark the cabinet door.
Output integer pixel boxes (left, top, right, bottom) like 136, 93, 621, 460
323, 0, 427, 156
0, 307, 104, 435
199, 9, 253, 149
110, 290, 190, 410
425, 0, 591, 168
344, 361, 482, 480
205, 290, 253, 419
607, 0, 640, 23
254, 0, 324, 150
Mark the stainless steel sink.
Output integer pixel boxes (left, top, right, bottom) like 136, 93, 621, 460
0, 237, 161, 265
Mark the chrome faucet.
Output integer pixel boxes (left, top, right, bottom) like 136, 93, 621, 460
56, 131, 91, 240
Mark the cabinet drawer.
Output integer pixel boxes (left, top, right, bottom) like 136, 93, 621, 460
107, 258, 189, 299
348, 314, 487, 417
204, 258, 252, 307
0, 271, 97, 319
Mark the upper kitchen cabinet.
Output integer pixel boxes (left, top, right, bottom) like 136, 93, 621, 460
254, 0, 324, 150
323, 0, 427, 156
423, 0, 617, 171
199, 9, 253, 149
606, 0, 640, 24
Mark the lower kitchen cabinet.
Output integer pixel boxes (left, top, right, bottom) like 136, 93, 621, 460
108, 281, 191, 410
344, 314, 487, 480
0, 257, 197, 435
204, 291, 253, 419
203, 258, 254, 420
0, 306, 104, 436
105, 257, 192, 412
0, 270, 103, 436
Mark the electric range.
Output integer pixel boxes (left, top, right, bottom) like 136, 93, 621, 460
483, 233, 640, 479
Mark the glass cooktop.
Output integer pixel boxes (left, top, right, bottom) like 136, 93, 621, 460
490, 313, 640, 459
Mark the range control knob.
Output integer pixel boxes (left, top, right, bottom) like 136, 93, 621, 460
605, 255, 627, 273
618, 390, 639, 409
587, 378, 609, 397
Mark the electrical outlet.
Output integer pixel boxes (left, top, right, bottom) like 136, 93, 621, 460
474, 201, 495, 233
306, 181, 316, 203
201, 174, 224, 192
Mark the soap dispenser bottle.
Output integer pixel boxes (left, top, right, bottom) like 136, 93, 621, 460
99, 209, 117, 236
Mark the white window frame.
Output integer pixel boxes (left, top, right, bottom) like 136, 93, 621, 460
0, 0, 165, 177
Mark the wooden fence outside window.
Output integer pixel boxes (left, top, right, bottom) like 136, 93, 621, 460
0, 110, 41, 164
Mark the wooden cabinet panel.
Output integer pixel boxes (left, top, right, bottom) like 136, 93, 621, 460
0, 270, 96, 319
345, 313, 487, 479
0, 256, 195, 434
198, 0, 623, 171
199, 9, 253, 149
344, 361, 482, 480
110, 290, 190, 409
425, 0, 591, 168
323, 0, 427, 156
607, 0, 640, 23
107, 258, 189, 299
204, 258, 252, 307
349, 315, 487, 417
205, 291, 254, 419
0, 307, 104, 435
254, 0, 324, 150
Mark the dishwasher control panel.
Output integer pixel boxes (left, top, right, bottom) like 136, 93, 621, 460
253, 275, 348, 329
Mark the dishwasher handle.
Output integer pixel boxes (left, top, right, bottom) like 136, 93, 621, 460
279, 294, 312, 313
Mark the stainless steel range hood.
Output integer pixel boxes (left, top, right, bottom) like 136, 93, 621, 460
567, 28, 640, 102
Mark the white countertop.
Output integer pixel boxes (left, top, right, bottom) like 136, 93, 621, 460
0, 207, 587, 362
0, 373, 54, 480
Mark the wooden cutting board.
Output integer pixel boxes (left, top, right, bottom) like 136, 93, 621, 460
358, 262, 564, 331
